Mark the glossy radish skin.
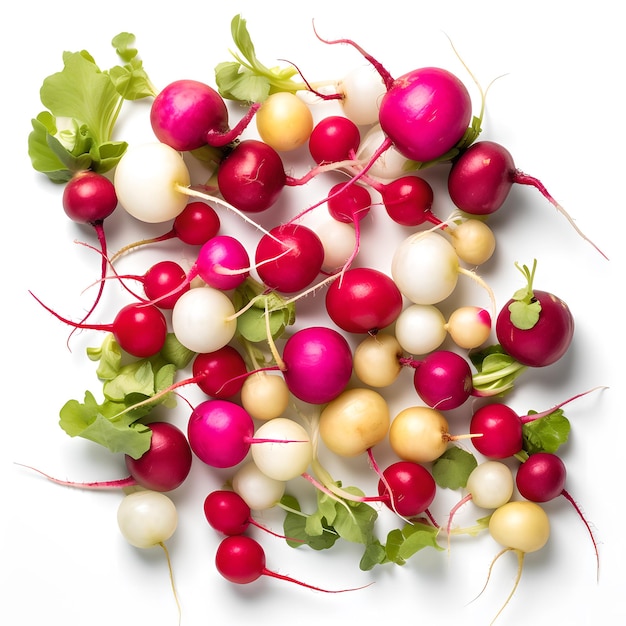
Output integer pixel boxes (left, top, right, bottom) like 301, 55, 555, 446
62, 171, 118, 224
150, 79, 229, 151
124, 422, 192, 491
281, 326, 353, 404
325, 267, 403, 334
496, 289, 574, 367
515, 452, 567, 502
470, 403, 523, 459
255, 224, 325, 293
142, 261, 189, 309
377, 461, 436, 517
378, 67, 472, 163
380, 175, 437, 227
192, 346, 248, 399
217, 139, 286, 213
204, 490, 252, 536
309, 115, 361, 164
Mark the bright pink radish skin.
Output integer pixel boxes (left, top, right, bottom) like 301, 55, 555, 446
447, 140, 606, 258
401, 350, 476, 411
376, 461, 436, 517
280, 326, 353, 404
325, 267, 403, 334
31, 296, 168, 358
516, 452, 599, 575
217, 139, 287, 213
255, 223, 325, 293
62, 171, 118, 325
150, 79, 261, 151
215, 535, 367, 591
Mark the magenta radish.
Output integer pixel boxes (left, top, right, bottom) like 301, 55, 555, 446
495, 260, 574, 367
215, 535, 366, 591
150, 78, 260, 151
376, 461, 436, 517
31, 295, 167, 358
255, 223, 325, 293
280, 326, 353, 404
325, 267, 403, 334
110, 201, 221, 262
217, 139, 287, 213
447, 140, 606, 258
61, 171, 118, 325
308, 115, 361, 164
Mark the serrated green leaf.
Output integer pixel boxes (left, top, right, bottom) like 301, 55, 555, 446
522, 410, 571, 454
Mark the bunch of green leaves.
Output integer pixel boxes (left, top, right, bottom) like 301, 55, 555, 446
59, 333, 195, 459
280, 484, 442, 572
28, 33, 157, 183
233, 278, 296, 343
215, 14, 309, 103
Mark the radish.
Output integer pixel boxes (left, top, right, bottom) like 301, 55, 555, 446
217, 139, 287, 213
376, 461, 436, 517
150, 78, 259, 151
353, 332, 403, 388
191, 346, 248, 399
110, 201, 220, 262
255, 223, 325, 294
325, 267, 403, 334
515, 452, 599, 576
279, 326, 353, 404
319, 388, 390, 457
447, 140, 607, 258
215, 535, 366, 591
117, 490, 178, 548
231, 460, 286, 511
495, 260, 574, 367
61, 171, 118, 326
308, 115, 361, 164
31, 296, 167, 358
256, 91, 314, 152
484, 501, 551, 624
240, 372, 290, 421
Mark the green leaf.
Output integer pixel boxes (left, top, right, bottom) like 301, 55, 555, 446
507, 259, 542, 330
87, 333, 122, 380
333, 499, 378, 544
432, 447, 478, 489
159, 333, 196, 369
397, 523, 444, 560
522, 410, 571, 454
281, 495, 339, 550
359, 538, 388, 571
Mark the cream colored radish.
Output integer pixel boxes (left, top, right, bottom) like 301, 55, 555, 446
467, 462, 514, 509
171, 286, 237, 353
353, 332, 403, 387
338, 65, 386, 126
394, 304, 448, 355
114, 142, 191, 223
446, 306, 492, 349
250, 418, 313, 481
232, 461, 286, 511
448, 219, 496, 266
256, 92, 314, 151
319, 388, 390, 457
117, 490, 178, 549
240, 372, 290, 421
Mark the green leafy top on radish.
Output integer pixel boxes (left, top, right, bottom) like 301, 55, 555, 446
60, 333, 195, 458
508, 259, 542, 330
28, 33, 156, 182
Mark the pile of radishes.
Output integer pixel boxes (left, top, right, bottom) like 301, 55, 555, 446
25, 14, 609, 625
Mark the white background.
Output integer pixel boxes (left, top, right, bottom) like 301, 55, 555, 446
3, 1, 623, 625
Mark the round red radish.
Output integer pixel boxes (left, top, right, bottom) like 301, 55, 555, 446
62, 171, 118, 224
217, 139, 286, 213
124, 422, 192, 492
192, 346, 248, 399
377, 461, 436, 517
204, 490, 251, 536
325, 267, 403, 334
142, 261, 189, 309
309, 115, 361, 164
515, 452, 567, 502
470, 403, 523, 459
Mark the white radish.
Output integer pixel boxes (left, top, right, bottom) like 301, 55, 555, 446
338, 65, 386, 126
117, 490, 178, 549
232, 461, 286, 511
394, 304, 448, 355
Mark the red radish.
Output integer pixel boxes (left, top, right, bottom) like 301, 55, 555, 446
204, 490, 295, 538
215, 535, 367, 591
19, 421, 192, 492
124, 422, 192, 491
217, 139, 287, 213
308, 115, 361, 164
62, 171, 118, 326
280, 326, 353, 404
150, 79, 260, 151
376, 175, 438, 227
447, 140, 607, 258
110, 201, 220, 262
325, 267, 403, 334
495, 260, 574, 367
255, 223, 325, 293
326, 182, 372, 224
31, 295, 167, 358
515, 452, 599, 576
191, 346, 248, 399
376, 461, 437, 517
